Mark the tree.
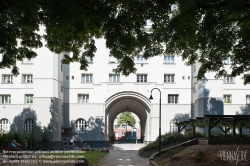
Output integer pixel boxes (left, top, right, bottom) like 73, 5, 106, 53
1, 0, 250, 84
117, 112, 136, 128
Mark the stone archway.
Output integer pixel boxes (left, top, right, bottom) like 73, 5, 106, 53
105, 91, 151, 143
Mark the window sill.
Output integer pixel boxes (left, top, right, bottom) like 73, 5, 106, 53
164, 82, 176, 84
223, 83, 235, 84
22, 82, 33, 84
21, 63, 34, 65
108, 62, 119, 64
107, 82, 122, 85
136, 62, 149, 64
168, 103, 178, 104
1, 83, 13, 84
163, 63, 176, 65
81, 82, 93, 83
25, 103, 33, 104
134, 82, 150, 85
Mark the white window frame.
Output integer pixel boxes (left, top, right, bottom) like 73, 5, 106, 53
164, 55, 175, 64
25, 95, 33, 104
81, 74, 93, 83
136, 55, 147, 63
224, 57, 232, 65
109, 74, 120, 82
85, 57, 93, 63
170, 118, 179, 133
24, 119, 33, 133
75, 119, 87, 133
164, 74, 175, 83
22, 74, 33, 83
22, 58, 33, 64
109, 55, 120, 63
137, 74, 147, 82
78, 94, 89, 103
1, 95, 11, 104
246, 95, 250, 104
168, 94, 179, 104
2, 75, 13, 83
0, 119, 10, 133
224, 76, 234, 83
223, 95, 232, 103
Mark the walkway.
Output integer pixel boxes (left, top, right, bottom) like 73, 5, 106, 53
99, 143, 150, 166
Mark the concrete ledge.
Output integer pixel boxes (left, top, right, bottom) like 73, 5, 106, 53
149, 139, 198, 165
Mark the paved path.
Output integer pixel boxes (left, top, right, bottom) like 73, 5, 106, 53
99, 143, 150, 166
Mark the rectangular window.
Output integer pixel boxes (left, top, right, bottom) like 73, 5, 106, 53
137, 74, 147, 82
223, 95, 232, 103
109, 55, 120, 63
109, 74, 120, 82
85, 57, 93, 63
224, 57, 232, 65
224, 76, 234, 83
25, 95, 33, 104
78, 94, 89, 103
1, 95, 11, 104
164, 56, 175, 64
246, 95, 250, 104
2, 75, 13, 83
168, 95, 179, 104
22, 58, 33, 64
136, 55, 147, 63
81, 74, 93, 83
22, 74, 33, 83
164, 74, 175, 83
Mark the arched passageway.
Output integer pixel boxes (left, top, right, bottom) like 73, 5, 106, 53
105, 91, 151, 143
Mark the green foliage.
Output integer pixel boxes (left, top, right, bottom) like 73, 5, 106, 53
160, 146, 183, 159
41, 129, 50, 151
1, 1, 250, 84
117, 112, 136, 128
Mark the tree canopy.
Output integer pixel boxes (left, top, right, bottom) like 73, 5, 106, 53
1, 0, 250, 83
116, 112, 136, 128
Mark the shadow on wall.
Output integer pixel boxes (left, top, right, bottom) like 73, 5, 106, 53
69, 116, 106, 148
236, 105, 250, 115
174, 113, 190, 122
10, 107, 43, 137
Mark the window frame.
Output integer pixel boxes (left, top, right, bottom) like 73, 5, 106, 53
164, 55, 175, 64
109, 74, 120, 82
78, 94, 89, 103
22, 58, 33, 64
25, 95, 34, 104
223, 94, 232, 103
109, 55, 120, 63
75, 118, 87, 133
24, 118, 33, 133
224, 76, 234, 84
137, 74, 147, 82
164, 74, 175, 83
136, 54, 147, 63
246, 95, 250, 104
1, 95, 11, 104
22, 74, 33, 83
2, 75, 13, 84
168, 94, 179, 104
81, 74, 93, 83
0, 118, 10, 134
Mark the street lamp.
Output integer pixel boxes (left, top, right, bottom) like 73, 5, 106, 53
149, 88, 161, 156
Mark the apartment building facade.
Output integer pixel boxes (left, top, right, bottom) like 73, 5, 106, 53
0, 38, 249, 149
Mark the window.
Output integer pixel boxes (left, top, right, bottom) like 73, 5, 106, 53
2, 75, 13, 83
0, 119, 10, 133
170, 118, 179, 133
81, 74, 93, 83
224, 76, 234, 83
193, 64, 196, 72
164, 74, 175, 83
109, 55, 120, 63
168, 95, 179, 104
223, 95, 232, 103
24, 119, 33, 133
61, 85, 63, 93
171, 4, 178, 12
164, 56, 175, 64
25, 95, 33, 104
22, 74, 33, 83
224, 57, 232, 65
22, 58, 33, 64
78, 94, 89, 103
246, 95, 250, 104
85, 57, 93, 63
137, 74, 147, 82
75, 119, 87, 133
136, 55, 147, 63
1, 95, 11, 104
109, 74, 120, 82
